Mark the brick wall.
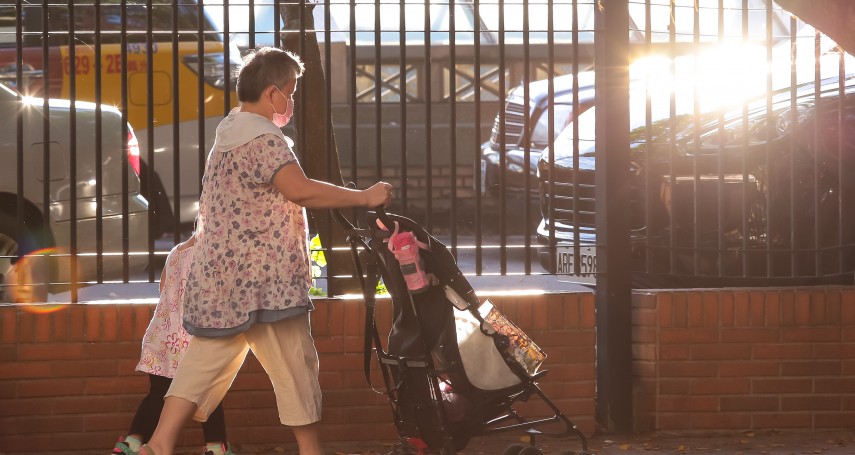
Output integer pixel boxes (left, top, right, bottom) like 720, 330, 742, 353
633, 287, 855, 432
0, 293, 596, 452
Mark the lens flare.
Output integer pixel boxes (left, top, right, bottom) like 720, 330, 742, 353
3, 247, 69, 312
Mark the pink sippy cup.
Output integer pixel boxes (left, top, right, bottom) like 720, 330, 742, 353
390, 230, 430, 293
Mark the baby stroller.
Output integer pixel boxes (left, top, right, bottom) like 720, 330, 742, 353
332, 207, 591, 455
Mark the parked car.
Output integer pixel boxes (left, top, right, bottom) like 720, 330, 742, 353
536, 63, 855, 287
480, 73, 595, 198
0, 82, 150, 303
0, 1, 240, 235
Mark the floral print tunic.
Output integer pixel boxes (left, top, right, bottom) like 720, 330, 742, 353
183, 120, 312, 337
136, 245, 193, 377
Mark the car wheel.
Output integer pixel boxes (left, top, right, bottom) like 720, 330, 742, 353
0, 212, 53, 303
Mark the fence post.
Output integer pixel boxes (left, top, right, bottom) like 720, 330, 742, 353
594, 0, 633, 432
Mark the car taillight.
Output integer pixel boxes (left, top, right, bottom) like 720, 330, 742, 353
182, 52, 241, 91
127, 124, 140, 176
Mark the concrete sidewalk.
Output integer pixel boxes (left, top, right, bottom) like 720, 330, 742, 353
231, 429, 855, 455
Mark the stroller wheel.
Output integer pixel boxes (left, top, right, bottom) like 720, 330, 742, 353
517, 447, 543, 455
502, 444, 527, 455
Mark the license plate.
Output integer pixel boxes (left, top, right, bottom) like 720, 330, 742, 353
555, 246, 597, 283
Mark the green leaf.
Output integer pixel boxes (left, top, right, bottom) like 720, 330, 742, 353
309, 234, 327, 268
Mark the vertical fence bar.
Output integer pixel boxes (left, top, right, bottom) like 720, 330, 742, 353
716, 0, 725, 278
14, 1, 25, 299
40, 0, 51, 296
764, 0, 773, 278
522, 0, 531, 274
497, 0, 506, 272
198, 0, 207, 210
448, 0, 457, 255
473, 0, 482, 274
399, 0, 407, 214
740, 0, 749, 276
423, 0, 433, 232
813, 30, 821, 276
248, 0, 255, 49
349, 0, 358, 187
120, 0, 130, 281
95, 0, 104, 282
68, 0, 78, 301
373, 0, 381, 181
788, 15, 797, 277
146, 0, 156, 282
171, 0, 181, 242
692, 0, 700, 275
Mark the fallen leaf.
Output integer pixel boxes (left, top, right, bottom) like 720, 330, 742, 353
744, 431, 756, 438
520, 436, 531, 444
677, 444, 686, 453
619, 443, 632, 450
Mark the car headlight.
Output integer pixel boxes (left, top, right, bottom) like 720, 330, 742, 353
183, 52, 241, 91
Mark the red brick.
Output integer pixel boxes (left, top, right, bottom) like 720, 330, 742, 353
720, 396, 778, 412
672, 293, 688, 328
1, 307, 17, 343
811, 290, 828, 325
34, 313, 52, 342
719, 291, 734, 327
51, 359, 119, 377
719, 361, 780, 377
765, 291, 780, 327
782, 327, 842, 343
658, 379, 690, 395
68, 306, 86, 341
658, 362, 718, 378
658, 293, 673, 327
655, 413, 694, 430
781, 361, 840, 377
545, 294, 565, 330
133, 304, 153, 340
814, 343, 855, 359
752, 344, 811, 360
749, 291, 766, 326
659, 328, 719, 344
85, 342, 140, 359
795, 291, 811, 325
578, 294, 594, 328
0, 361, 51, 379
516, 297, 534, 330
659, 345, 690, 361
51, 395, 122, 414
658, 395, 719, 412
752, 412, 812, 428
633, 326, 657, 344
0, 397, 53, 416
842, 291, 855, 324
827, 291, 842, 326
690, 378, 750, 395
781, 395, 842, 411
343, 299, 362, 336
780, 291, 796, 326
533, 296, 548, 330
752, 378, 812, 394
19, 342, 85, 360
691, 344, 751, 361
815, 378, 855, 393
85, 305, 101, 342
687, 292, 703, 328
117, 305, 137, 341
733, 290, 750, 326
310, 299, 330, 336
84, 377, 146, 395
49, 307, 67, 341
720, 328, 780, 343
17, 311, 34, 342
702, 292, 719, 327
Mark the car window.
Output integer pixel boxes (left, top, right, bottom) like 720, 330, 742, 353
1, 0, 219, 48
206, 0, 481, 48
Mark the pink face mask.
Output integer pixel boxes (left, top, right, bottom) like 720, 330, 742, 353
270, 87, 293, 128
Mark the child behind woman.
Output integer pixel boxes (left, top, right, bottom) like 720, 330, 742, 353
112, 242, 235, 455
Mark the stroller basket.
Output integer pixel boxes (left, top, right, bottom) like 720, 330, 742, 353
332, 207, 590, 455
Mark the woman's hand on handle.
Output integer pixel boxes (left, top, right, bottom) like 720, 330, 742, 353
364, 182, 393, 208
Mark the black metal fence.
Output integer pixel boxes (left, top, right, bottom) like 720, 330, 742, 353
0, 0, 852, 303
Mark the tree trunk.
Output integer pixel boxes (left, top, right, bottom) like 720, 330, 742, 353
775, 0, 855, 55
278, 4, 362, 296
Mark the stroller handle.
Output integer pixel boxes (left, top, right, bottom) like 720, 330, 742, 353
374, 206, 395, 230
